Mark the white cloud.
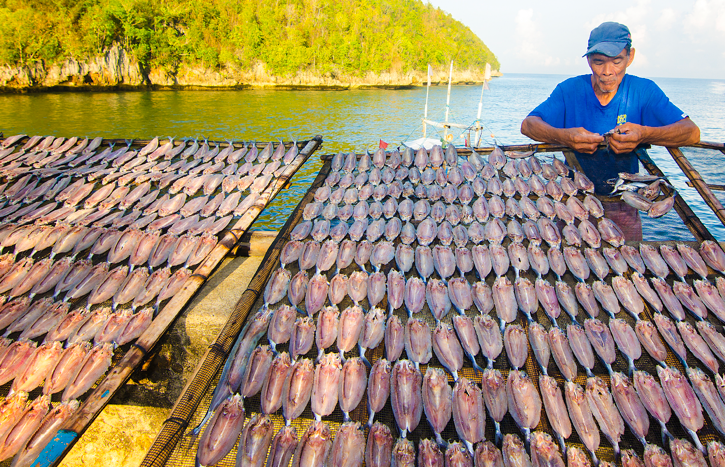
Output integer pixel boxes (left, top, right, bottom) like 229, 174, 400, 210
631, 25, 649, 49
586, 0, 652, 28
515, 9, 538, 56
686, 0, 712, 30
656, 8, 677, 30
513, 8, 561, 67
426, 0, 725, 78
585, 0, 653, 51
684, 0, 725, 41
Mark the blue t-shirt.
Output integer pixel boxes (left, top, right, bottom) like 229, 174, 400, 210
529, 74, 687, 194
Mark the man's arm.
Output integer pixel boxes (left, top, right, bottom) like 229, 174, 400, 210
521, 116, 604, 154
609, 118, 700, 153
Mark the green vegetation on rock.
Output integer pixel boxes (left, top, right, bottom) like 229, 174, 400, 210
0, 0, 499, 78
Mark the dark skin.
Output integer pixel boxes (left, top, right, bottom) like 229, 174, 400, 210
521, 48, 700, 154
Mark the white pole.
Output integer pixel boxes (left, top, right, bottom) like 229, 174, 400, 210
475, 80, 485, 147
444, 61, 453, 142
424, 64, 431, 138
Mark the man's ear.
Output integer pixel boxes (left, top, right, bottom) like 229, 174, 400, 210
627, 48, 636, 67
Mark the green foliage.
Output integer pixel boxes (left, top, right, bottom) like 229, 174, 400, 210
0, 0, 500, 77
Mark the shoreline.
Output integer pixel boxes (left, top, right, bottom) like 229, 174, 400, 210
0, 78, 500, 94
0, 46, 501, 94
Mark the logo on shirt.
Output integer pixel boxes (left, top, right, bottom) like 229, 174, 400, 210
617, 114, 627, 125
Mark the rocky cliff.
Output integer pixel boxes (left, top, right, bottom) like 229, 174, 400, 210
0, 46, 146, 90
0, 46, 499, 91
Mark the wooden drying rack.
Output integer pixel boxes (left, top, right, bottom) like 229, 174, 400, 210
28, 135, 324, 467
139, 139, 725, 467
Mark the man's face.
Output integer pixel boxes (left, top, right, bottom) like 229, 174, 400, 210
587, 48, 634, 94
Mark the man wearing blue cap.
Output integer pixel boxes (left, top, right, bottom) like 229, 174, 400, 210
521, 21, 699, 239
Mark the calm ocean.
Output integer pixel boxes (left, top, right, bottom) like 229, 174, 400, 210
1, 73, 724, 239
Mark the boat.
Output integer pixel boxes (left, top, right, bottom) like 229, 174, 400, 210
404, 62, 492, 150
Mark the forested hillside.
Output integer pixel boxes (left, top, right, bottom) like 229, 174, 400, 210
0, 0, 498, 81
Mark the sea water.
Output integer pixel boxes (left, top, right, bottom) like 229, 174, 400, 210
1, 74, 723, 239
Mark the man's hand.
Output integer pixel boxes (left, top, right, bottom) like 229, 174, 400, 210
609, 118, 700, 151
521, 116, 603, 153
562, 127, 604, 154
608, 122, 646, 153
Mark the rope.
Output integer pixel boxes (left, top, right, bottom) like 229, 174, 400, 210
163, 417, 189, 429
130, 343, 149, 355
207, 342, 235, 361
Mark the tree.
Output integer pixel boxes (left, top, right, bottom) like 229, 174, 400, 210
0, 0, 501, 78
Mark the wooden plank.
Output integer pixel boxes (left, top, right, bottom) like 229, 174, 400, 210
637, 149, 715, 242
666, 146, 725, 230
34, 136, 323, 467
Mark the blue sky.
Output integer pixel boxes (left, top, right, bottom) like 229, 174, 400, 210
428, 0, 725, 79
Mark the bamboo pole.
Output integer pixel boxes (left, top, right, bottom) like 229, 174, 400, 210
32, 136, 323, 467
637, 149, 715, 242
139, 155, 332, 467
687, 182, 725, 192
693, 141, 725, 151
666, 146, 725, 229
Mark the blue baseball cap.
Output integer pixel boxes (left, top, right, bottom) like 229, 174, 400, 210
584, 22, 632, 57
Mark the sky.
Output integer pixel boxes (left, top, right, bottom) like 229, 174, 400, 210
427, 0, 725, 79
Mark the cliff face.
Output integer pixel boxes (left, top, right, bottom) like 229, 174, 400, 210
0, 46, 499, 91
0, 46, 146, 89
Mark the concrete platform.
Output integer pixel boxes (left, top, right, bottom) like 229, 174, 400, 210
60, 232, 275, 467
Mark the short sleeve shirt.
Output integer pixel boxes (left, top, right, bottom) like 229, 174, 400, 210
528, 74, 687, 194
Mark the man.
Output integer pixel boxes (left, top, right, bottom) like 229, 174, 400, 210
521, 21, 699, 240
